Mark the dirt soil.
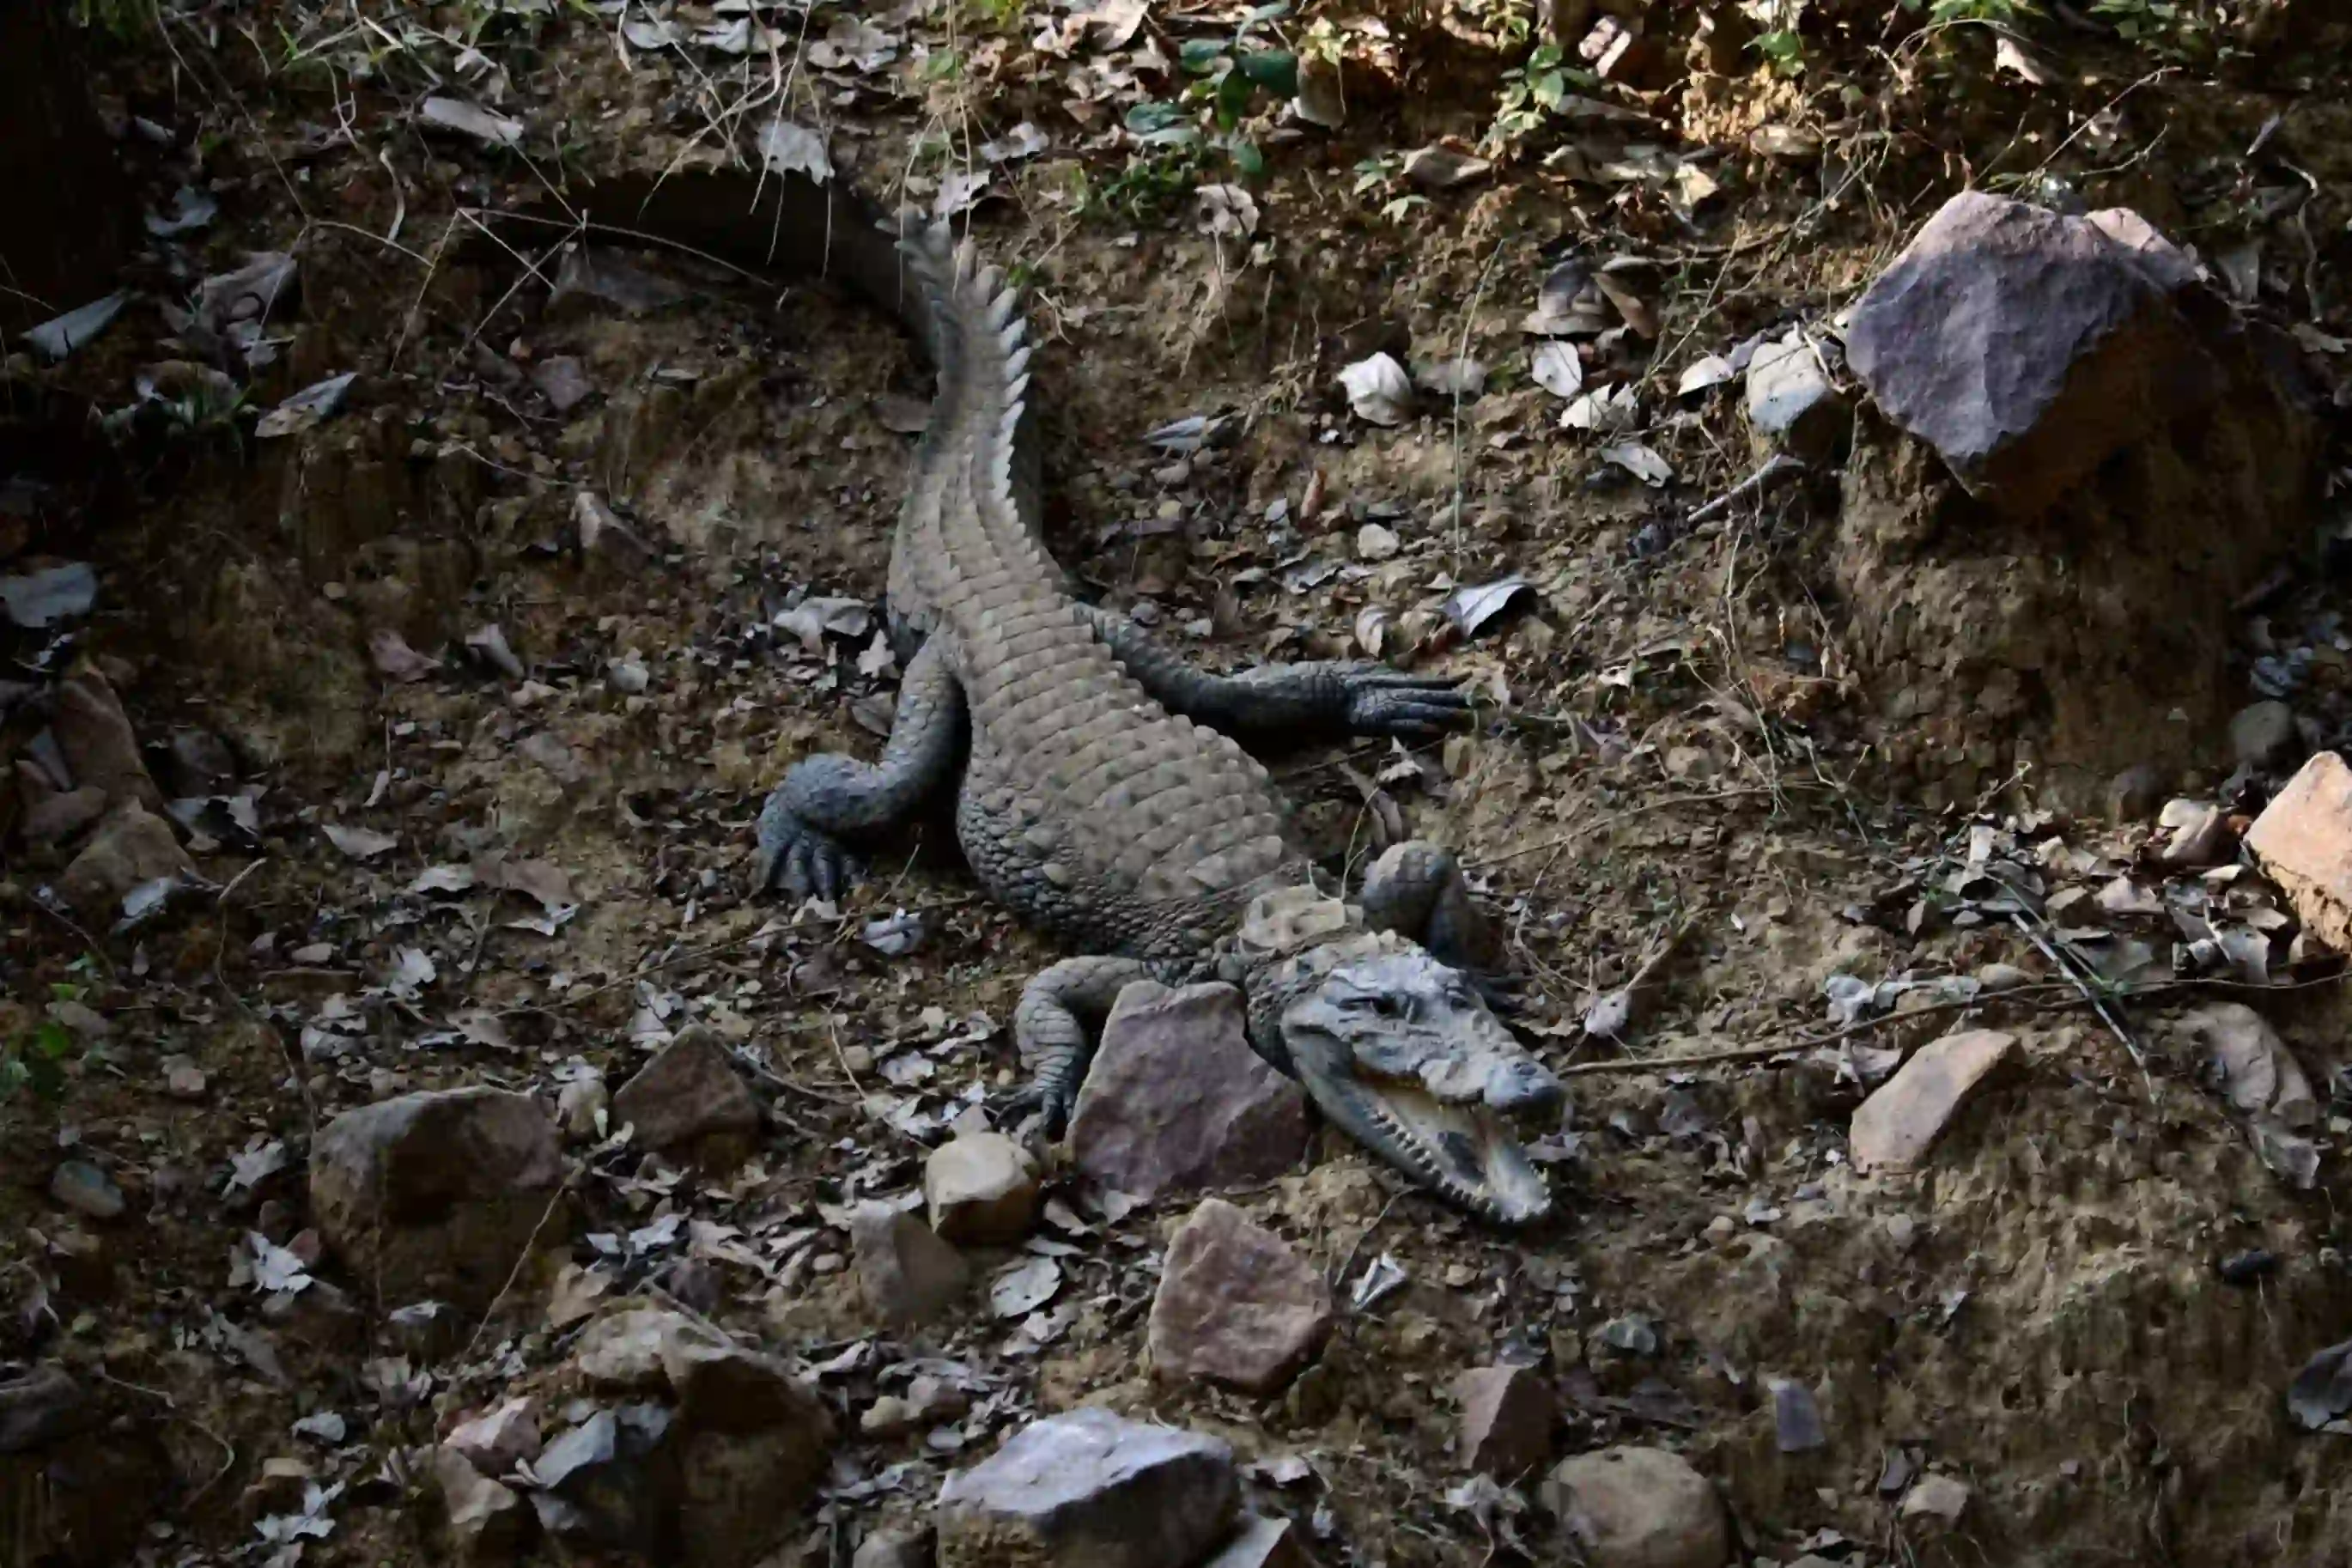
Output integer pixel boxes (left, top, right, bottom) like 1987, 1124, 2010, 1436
8, 3, 2352, 1567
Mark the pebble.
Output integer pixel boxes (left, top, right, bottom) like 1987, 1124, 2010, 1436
924, 1133, 1040, 1247
1899, 1472, 1971, 1527
1147, 1199, 1333, 1396
447, 1395, 544, 1474
1067, 982, 1310, 1201
1848, 1029, 2021, 1174
851, 1203, 970, 1328
1355, 522, 1401, 562
1540, 1446, 1729, 1568
49, 1159, 125, 1220
611, 1026, 759, 1165
1204, 1515, 1315, 1568
935, 1407, 1237, 1568
160, 1054, 208, 1098
1744, 331, 1850, 461
1455, 1364, 1553, 1477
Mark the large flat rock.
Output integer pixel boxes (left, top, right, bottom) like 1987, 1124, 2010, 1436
935, 1407, 1237, 1568
1848, 1030, 2020, 1174
1068, 982, 1310, 1201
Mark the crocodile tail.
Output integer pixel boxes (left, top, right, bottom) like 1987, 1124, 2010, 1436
890, 212, 1046, 547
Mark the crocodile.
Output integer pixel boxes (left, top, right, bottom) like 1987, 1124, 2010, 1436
550, 168, 1564, 1225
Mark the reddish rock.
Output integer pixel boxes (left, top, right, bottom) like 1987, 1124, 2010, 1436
1847, 1030, 2021, 1174
935, 1407, 1237, 1568
1845, 191, 2221, 518
1148, 1199, 1333, 1396
1455, 1364, 1554, 1477
308, 1086, 565, 1311
1068, 982, 1310, 1201
612, 1026, 760, 1165
2247, 751, 2352, 953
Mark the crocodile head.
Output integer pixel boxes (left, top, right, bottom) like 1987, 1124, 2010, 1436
1248, 934, 1562, 1225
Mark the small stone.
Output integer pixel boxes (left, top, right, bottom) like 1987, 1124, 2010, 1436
1769, 1377, 1826, 1453
532, 355, 595, 413
850, 1203, 970, 1327
57, 799, 196, 918
607, 658, 650, 695
1744, 331, 1849, 461
2231, 701, 2299, 770
1068, 982, 1310, 1201
1899, 1472, 1970, 1527
307, 1086, 564, 1312
447, 1395, 543, 1474
2246, 752, 2352, 953
2157, 800, 2235, 868
435, 1443, 527, 1564
1355, 523, 1401, 561
861, 1375, 969, 1437
1455, 1364, 1553, 1477
1972, 963, 2031, 993
52, 665, 162, 808
557, 1075, 608, 1142
1848, 1029, 2021, 1174
1203, 1515, 1316, 1568
924, 1133, 1039, 1246
612, 1026, 760, 1165
49, 1159, 125, 1220
159, 1054, 208, 1098
935, 1407, 1237, 1568
21, 785, 107, 846
1540, 1446, 1729, 1568
1148, 1198, 1333, 1396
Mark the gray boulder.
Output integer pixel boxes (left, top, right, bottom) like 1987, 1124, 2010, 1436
1845, 191, 2221, 518
935, 1407, 1237, 1568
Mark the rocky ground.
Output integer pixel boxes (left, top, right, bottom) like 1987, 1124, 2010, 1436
8, 2, 2352, 1566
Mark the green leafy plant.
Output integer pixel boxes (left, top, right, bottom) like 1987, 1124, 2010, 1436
1351, 155, 1430, 224
2088, 0, 2218, 59
2, 988, 88, 1103
1102, 1, 1299, 209
1486, 42, 1603, 149
1922, 0, 2039, 21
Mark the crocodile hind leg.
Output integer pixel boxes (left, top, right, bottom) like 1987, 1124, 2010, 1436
1358, 841, 1519, 1006
1074, 605, 1474, 741
756, 636, 966, 898
1006, 954, 1155, 1133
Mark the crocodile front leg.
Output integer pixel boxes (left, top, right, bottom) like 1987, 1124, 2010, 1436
1007, 954, 1156, 1132
756, 635, 966, 899
1075, 605, 1472, 741
1358, 840, 1516, 1003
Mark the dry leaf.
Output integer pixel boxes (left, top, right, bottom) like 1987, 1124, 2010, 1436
1338, 353, 1413, 426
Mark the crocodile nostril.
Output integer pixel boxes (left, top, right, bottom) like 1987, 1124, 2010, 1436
1486, 1058, 1565, 1112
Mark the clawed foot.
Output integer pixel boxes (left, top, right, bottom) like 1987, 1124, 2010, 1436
1342, 670, 1477, 740
1465, 968, 1527, 1016
754, 793, 863, 901
988, 1079, 1074, 1139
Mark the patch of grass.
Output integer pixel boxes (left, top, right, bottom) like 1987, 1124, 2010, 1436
70, 0, 154, 43
2, 988, 89, 1103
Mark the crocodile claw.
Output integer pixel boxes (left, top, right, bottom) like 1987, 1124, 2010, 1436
755, 792, 863, 901
1342, 670, 1477, 739
988, 1079, 1073, 1139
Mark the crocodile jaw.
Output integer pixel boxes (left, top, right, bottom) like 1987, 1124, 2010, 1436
1276, 950, 1560, 1226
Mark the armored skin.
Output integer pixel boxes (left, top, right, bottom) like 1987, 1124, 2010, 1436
556, 169, 1563, 1224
